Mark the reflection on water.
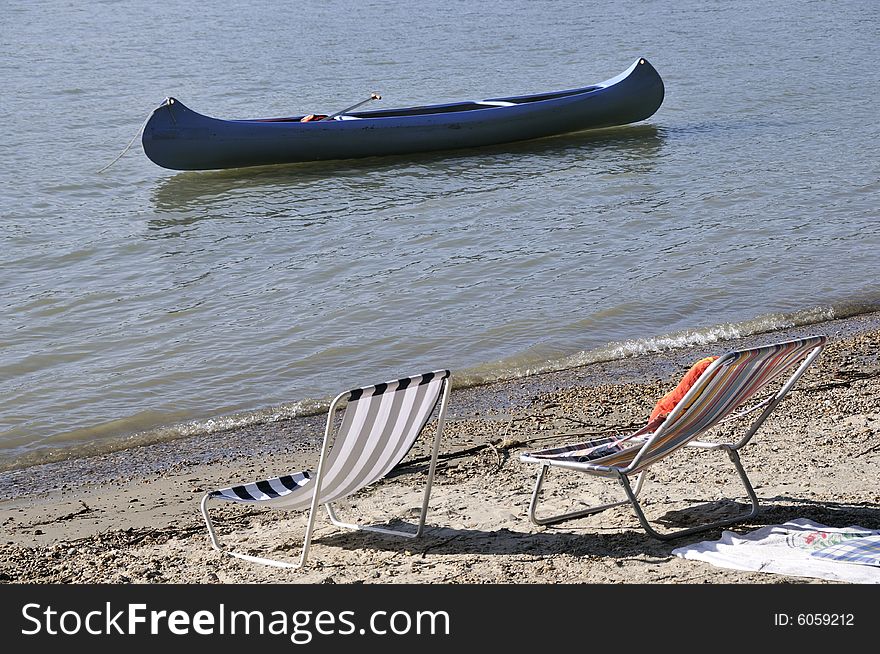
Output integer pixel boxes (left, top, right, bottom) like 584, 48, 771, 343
150, 125, 663, 215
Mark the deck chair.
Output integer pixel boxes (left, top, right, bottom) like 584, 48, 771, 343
201, 369, 452, 568
519, 336, 827, 540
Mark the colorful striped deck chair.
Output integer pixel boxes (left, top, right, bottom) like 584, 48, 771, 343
201, 369, 452, 568
519, 336, 827, 540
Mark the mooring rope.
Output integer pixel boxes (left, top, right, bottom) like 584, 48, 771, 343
96, 103, 162, 173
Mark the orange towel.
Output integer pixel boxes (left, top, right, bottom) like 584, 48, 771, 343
649, 355, 720, 421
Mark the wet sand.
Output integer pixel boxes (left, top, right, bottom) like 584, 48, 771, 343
1, 312, 878, 584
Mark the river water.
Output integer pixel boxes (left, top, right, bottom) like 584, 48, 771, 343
1, 0, 878, 471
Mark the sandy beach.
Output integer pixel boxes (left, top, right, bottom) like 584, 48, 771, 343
1, 313, 878, 585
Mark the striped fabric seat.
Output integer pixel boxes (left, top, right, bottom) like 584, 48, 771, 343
201, 369, 452, 568
520, 336, 827, 539
210, 471, 312, 505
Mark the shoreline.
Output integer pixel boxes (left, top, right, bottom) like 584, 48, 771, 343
6, 303, 877, 477
1, 311, 878, 583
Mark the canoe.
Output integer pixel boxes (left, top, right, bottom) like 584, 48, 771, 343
141, 57, 664, 171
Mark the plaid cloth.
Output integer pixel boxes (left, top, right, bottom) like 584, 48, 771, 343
526, 434, 648, 462
525, 416, 664, 463
810, 535, 880, 568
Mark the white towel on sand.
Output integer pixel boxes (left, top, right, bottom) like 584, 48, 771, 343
672, 518, 880, 583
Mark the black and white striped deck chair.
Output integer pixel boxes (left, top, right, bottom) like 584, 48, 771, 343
201, 370, 452, 568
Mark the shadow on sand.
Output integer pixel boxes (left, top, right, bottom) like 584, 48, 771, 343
313, 497, 880, 562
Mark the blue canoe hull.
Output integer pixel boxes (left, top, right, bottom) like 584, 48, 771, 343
142, 57, 664, 171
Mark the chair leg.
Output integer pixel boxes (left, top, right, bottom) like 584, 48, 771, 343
324, 502, 424, 539
527, 463, 647, 527
616, 447, 760, 540
200, 493, 312, 569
